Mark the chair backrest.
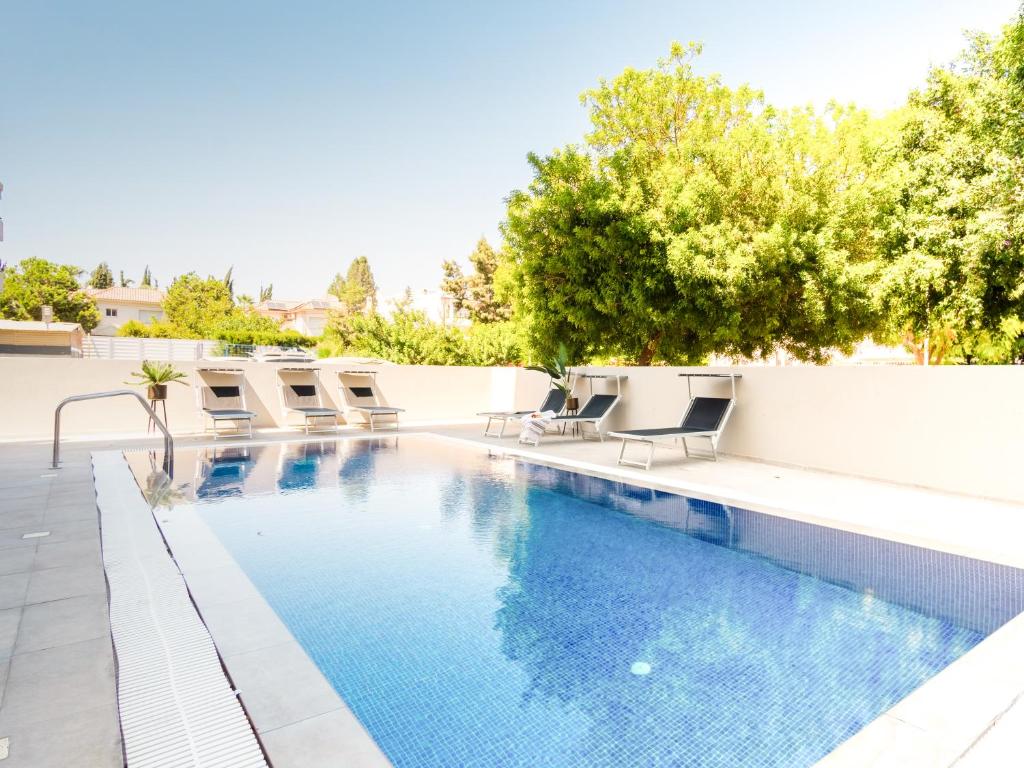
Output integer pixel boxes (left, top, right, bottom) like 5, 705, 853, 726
538, 388, 567, 414
280, 378, 323, 410
680, 397, 732, 432
201, 382, 246, 411
577, 393, 618, 420
339, 375, 381, 408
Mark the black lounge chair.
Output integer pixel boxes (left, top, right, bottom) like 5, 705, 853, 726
478, 389, 567, 438
518, 392, 621, 446
608, 376, 739, 469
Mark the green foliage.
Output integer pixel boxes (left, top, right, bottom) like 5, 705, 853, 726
440, 238, 511, 323
462, 321, 523, 366
119, 270, 133, 288
126, 360, 188, 387
222, 266, 234, 297
525, 342, 573, 395
341, 309, 465, 365
329, 256, 378, 314
323, 309, 522, 366
89, 262, 114, 289
140, 265, 153, 288
871, 25, 1024, 363
162, 272, 234, 338
259, 284, 273, 302
117, 319, 176, 338
0, 257, 100, 331
210, 308, 316, 347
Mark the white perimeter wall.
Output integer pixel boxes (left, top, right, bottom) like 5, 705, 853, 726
2, 357, 1022, 503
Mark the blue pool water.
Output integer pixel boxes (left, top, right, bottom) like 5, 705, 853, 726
138, 438, 1024, 767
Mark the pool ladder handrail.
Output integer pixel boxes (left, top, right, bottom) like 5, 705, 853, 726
52, 389, 174, 476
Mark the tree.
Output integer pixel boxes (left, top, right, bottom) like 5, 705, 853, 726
0, 257, 100, 331
89, 262, 114, 289
441, 238, 511, 323
329, 257, 378, 314
259, 284, 273, 302
222, 266, 234, 297
504, 43, 882, 364
119, 270, 133, 288
162, 273, 234, 338
872, 23, 1024, 363
140, 265, 153, 288
440, 261, 469, 313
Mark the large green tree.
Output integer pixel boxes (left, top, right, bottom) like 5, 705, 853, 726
0, 257, 100, 330
872, 21, 1024, 363
504, 43, 882, 364
162, 272, 234, 338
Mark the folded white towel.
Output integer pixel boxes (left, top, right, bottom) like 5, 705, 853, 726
519, 410, 556, 444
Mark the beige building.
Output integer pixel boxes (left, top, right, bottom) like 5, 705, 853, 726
85, 286, 166, 336
0, 319, 85, 356
254, 297, 341, 337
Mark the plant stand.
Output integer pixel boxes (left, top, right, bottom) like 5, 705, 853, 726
148, 399, 168, 433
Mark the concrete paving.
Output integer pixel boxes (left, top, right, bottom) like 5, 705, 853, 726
0, 442, 121, 768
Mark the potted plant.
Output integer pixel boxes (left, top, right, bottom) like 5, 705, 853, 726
527, 343, 577, 410
127, 360, 188, 401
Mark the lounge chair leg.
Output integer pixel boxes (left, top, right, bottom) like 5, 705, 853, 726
617, 439, 627, 465
646, 442, 655, 470
681, 437, 689, 458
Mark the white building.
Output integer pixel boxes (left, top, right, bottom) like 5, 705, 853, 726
254, 297, 341, 337
85, 286, 166, 336
381, 288, 470, 327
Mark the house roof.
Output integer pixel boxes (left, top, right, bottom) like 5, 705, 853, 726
85, 286, 165, 306
256, 297, 341, 313
0, 319, 83, 333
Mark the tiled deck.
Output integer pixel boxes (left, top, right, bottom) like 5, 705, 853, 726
2, 424, 1023, 766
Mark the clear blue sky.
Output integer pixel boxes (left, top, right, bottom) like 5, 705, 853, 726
1, 0, 1019, 300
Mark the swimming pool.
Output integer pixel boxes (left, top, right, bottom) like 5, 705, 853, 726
128, 436, 1024, 767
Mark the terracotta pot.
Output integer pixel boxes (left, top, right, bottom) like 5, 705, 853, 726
566, 396, 580, 411
147, 384, 168, 401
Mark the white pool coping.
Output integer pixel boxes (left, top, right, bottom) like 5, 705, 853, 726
94, 430, 1024, 767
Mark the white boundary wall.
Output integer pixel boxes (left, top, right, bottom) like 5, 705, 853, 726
2, 357, 1022, 503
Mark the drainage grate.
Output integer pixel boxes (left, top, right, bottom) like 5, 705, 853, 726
96, 453, 267, 768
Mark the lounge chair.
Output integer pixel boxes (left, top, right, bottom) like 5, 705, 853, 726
338, 371, 404, 431
608, 373, 740, 469
277, 368, 341, 433
518, 392, 621, 446
478, 388, 567, 438
195, 368, 258, 439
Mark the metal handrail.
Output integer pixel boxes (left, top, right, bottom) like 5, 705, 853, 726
52, 390, 174, 475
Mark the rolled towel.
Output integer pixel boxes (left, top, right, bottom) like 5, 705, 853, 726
519, 410, 556, 444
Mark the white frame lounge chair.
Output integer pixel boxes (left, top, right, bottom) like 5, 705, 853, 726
276, 367, 341, 434
195, 368, 258, 439
518, 374, 626, 446
609, 373, 741, 469
338, 370, 404, 431
478, 388, 568, 438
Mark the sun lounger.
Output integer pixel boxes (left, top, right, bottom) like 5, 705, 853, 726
518, 391, 621, 446
195, 368, 258, 439
478, 389, 567, 438
277, 368, 341, 433
609, 373, 740, 469
338, 371, 404, 431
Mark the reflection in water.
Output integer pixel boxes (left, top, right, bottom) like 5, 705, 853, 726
196, 446, 253, 499
277, 441, 336, 493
